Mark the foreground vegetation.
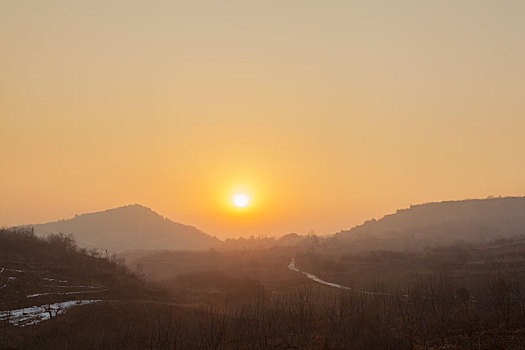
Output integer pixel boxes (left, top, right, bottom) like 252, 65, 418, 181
4, 228, 525, 349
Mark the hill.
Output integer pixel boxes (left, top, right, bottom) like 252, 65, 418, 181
19, 204, 221, 252
334, 196, 525, 252
0, 228, 154, 325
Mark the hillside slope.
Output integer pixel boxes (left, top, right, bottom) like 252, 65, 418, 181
335, 196, 525, 251
21, 204, 221, 252
0, 228, 153, 324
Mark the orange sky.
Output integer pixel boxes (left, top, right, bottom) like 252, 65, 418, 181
2, 1, 525, 238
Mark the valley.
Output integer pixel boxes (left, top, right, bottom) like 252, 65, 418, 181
4, 198, 525, 349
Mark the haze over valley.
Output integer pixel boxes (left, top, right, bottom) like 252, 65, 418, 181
19, 196, 525, 254
22, 204, 221, 252
2, 0, 525, 348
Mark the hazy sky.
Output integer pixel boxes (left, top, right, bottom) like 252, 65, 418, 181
2, 0, 525, 238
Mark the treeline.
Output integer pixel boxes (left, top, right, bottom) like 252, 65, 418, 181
0, 228, 133, 276
10, 274, 525, 349
5, 228, 525, 348
0, 228, 150, 302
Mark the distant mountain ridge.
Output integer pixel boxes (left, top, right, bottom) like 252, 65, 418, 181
19, 204, 221, 252
334, 196, 525, 251
17, 197, 525, 253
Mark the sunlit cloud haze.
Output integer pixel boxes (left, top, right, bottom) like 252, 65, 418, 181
1, 1, 525, 238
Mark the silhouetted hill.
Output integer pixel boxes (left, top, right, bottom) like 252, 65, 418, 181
0, 228, 155, 313
220, 232, 311, 250
277, 233, 303, 246
19, 204, 222, 252
335, 197, 525, 251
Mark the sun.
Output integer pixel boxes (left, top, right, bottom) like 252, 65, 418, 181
232, 193, 250, 208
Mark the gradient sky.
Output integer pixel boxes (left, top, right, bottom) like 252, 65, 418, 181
2, 0, 525, 238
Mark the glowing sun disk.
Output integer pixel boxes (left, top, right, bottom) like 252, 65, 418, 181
233, 193, 249, 208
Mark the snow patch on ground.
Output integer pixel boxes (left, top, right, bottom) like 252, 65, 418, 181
0, 268, 17, 289
43, 285, 103, 289
27, 289, 109, 298
288, 258, 407, 297
0, 300, 102, 326
288, 258, 351, 290
43, 278, 69, 283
